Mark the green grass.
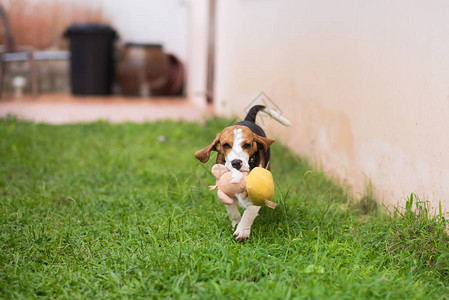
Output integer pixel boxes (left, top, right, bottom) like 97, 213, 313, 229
1, 116, 449, 299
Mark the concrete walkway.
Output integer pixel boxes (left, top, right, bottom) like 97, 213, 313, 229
0, 94, 213, 124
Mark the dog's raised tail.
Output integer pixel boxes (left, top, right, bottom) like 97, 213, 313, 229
244, 105, 291, 127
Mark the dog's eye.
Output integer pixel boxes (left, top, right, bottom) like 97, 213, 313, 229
223, 143, 231, 149
243, 143, 251, 149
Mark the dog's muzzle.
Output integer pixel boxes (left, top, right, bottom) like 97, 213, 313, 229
231, 159, 243, 170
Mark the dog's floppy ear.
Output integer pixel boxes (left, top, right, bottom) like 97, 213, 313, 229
254, 135, 275, 151
195, 133, 220, 163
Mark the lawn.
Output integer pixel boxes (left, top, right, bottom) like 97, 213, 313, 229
1, 116, 449, 299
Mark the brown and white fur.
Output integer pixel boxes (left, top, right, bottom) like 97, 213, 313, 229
195, 105, 290, 241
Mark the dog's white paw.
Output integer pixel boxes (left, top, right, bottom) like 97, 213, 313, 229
233, 226, 250, 242
227, 202, 241, 228
231, 213, 241, 228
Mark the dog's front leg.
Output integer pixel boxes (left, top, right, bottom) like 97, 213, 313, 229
226, 200, 241, 228
234, 205, 260, 241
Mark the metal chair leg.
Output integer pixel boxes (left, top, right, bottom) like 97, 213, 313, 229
0, 53, 5, 100
29, 51, 38, 98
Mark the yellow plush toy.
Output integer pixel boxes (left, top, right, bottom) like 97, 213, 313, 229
210, 165, 277, 209
246, 167, 277, 209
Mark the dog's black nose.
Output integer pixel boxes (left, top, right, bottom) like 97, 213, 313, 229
231, 159, 243, 170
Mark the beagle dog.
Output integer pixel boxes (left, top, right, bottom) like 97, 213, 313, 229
195, 105, 290, 241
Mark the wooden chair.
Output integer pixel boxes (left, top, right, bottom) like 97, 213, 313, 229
0, 4, 38, 99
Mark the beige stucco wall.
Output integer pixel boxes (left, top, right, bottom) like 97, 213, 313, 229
214, 0, 449, 211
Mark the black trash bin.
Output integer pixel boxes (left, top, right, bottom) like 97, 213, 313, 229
64, 24, 118, 95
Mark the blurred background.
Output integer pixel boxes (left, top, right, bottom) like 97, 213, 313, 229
0, 0, 195, 98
